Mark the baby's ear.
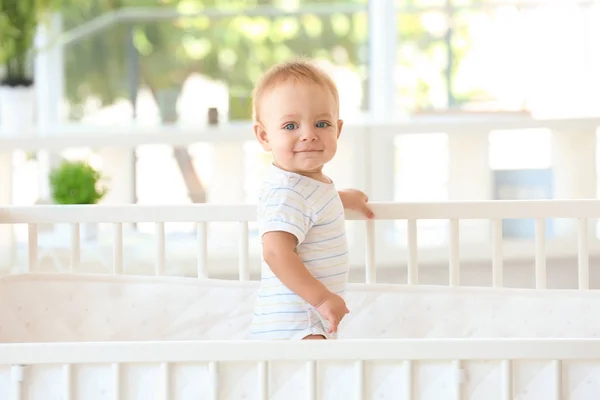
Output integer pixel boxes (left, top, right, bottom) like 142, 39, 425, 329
336, 119, 344, 139
254, 122, 271, 151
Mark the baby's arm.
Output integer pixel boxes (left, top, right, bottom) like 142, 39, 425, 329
262, 231, 330, 306
262, 230, 349, 333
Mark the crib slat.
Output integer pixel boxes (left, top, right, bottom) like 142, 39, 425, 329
535, 219, 546, 289
449, 219, 459, 286
10, 365, 25, 400
306, 360, 317, 400
403, 360, 413, 400
27, 223, 38, 272
70, 223, 80, 272
10, 378, 22, 400
63, 364, 72, 400
365, 219, 376, 283
197, 222, 208, 278
552, 360, 562, 400
407, 219, 418, 285
354, 360, 365, 400
492, 219, 503, 288
160, 362, 169, 400
501, 360, 511, 400
257, 361, 268, 400
239, 221, 250, 281
578, 218, 589, 290
112, 363, 121, 400
156, 222, 166, 276
113, 223, 123, 275
453, 360, 463, 400
208, 361, 219, 400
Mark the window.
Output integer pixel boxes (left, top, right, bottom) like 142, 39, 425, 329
395, 1, 600, 116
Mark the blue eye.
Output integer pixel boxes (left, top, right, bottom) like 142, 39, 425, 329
316, 121, 330, 128
284, 123, 297, 130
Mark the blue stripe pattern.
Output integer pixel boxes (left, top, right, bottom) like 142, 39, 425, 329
257, 289, 346, 299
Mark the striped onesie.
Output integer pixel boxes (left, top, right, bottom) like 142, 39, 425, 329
250, 164, 349, 340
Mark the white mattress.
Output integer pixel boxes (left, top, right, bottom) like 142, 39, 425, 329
1, 273, 600, 399
1, 272, 600, 342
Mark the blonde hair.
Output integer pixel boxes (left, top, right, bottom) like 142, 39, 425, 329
252, 58, 340, 122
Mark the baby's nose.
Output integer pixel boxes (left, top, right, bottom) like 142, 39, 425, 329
300, 127, 318, 141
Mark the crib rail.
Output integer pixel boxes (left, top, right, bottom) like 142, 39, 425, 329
1, 200, 599, 288
1, 339, 598, 400
3, 338, 599, 363
3, 200, 600, 223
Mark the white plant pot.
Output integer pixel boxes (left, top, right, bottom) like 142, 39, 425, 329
0, 85, 35, 137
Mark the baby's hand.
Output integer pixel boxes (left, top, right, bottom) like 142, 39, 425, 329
339, 189, 374, 219
315, 292, 350, 334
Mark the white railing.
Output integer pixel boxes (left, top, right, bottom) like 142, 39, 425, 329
1, 116, 598, 208
2, 115, 599, 149
1, 116, 598, 205
1, 200, 599, 288
0, 339, 597, 399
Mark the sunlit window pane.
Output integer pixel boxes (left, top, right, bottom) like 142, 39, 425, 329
396, 2, 600, 117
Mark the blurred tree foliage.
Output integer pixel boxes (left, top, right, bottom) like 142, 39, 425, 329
61, 0, 483, 118
62, 0, 370, 120
396, 6, 480, 111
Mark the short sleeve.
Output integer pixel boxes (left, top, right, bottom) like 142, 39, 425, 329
258, 187, 314, 244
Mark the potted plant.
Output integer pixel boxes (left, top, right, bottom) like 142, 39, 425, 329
0, 0, 59, 136
49, 160, 108, 240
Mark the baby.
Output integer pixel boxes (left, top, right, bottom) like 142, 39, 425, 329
249, 59, 374, 340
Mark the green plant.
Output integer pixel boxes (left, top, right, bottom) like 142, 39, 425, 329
0, 0, 62, 86
49, 160, 108, 204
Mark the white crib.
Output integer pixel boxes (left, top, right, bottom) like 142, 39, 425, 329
1, 200, 600, 400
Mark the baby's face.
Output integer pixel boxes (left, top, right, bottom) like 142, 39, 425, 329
254, 80, 342, 177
